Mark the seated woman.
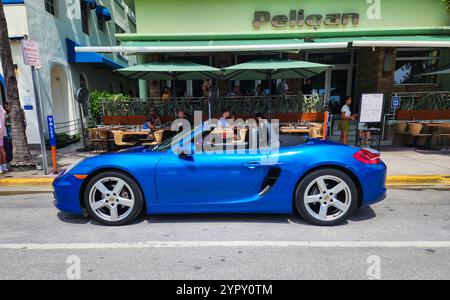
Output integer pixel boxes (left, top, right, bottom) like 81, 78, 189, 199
143, 110, 162, 130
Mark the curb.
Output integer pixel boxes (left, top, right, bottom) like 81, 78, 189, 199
1, 175, 450, 188
386, 175, 450, 187
0, 178, 55, 186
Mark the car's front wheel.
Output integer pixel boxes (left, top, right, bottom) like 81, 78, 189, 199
295, 169, 358, 226
84, 171, 144, 226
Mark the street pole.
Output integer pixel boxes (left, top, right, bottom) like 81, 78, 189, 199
78, 103, 86, 149
31, 66, 48, 174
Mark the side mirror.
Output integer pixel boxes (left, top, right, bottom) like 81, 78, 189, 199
174, 142, 194, 160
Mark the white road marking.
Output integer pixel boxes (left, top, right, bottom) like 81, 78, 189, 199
0, 241, 449, 250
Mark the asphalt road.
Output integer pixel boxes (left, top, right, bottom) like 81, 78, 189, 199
0, 189, 449, 280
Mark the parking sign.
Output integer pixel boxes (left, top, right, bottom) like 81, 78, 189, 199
391, 96, 401, 110
22, 40, 41, 68
47, 116, 57, 147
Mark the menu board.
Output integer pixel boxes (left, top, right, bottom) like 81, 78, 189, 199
359, 94, 384, 123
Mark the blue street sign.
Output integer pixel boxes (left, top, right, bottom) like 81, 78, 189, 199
391, 96, 401, 109
47, 115, 57, 147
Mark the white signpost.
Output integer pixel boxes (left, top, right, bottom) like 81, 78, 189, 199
359, 93, 384, 123
22, 40, 48, 173
22, 40, 41, 69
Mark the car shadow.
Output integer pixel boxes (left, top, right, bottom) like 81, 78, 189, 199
146, 213, 294, 224
349, 206, 377, 222
57, 212, 90, 225
57, 207, 377, 226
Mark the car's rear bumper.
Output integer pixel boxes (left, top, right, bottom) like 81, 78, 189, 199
359, 161, 388, 207
53, 172, 84, 215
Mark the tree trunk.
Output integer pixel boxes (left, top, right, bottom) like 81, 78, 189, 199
0, 2, 35, 170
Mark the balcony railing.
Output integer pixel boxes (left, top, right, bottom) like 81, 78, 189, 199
101, 94, 330, 117
388, 91, 450, 113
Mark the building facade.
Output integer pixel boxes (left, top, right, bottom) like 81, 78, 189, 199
0, 0, 137, 145
80, 0, 450, 117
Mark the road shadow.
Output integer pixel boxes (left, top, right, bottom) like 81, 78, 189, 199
57, 206, 377, 226
57, 212, 90, 225
146, 213, 294, 224
349, 206, 377, 222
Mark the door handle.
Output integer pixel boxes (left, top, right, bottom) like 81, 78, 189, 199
244, 161, 262, 169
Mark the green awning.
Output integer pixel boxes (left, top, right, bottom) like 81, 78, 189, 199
223, 59, 332, 80
76, 35, 450, 54
116, 61, 222, 80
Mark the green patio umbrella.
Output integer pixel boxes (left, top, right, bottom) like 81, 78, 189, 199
117, 61, 221, 97
223, 59, 332, 91
117, 61, 222, 81
117, 61, 222, 118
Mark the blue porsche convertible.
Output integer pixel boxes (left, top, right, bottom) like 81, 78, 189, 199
53, 126, 386, 226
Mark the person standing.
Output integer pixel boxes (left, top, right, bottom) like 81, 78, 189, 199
202, 80, 211, 98
301, 79, 313, 95
0, 104, 8, 174
339, 96, 357, 145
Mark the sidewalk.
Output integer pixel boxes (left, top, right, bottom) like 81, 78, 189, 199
1, 144, 450, 187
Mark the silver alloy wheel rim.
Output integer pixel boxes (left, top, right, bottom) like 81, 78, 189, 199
89, 177, 135, 222
303, 175, 351, 222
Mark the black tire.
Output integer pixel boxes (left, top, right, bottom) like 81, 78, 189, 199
83, 171, 144, 226
295, 168, 358, 226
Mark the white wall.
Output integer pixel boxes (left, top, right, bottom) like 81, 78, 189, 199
1, 1, 137, 144
0, 5, 40, 144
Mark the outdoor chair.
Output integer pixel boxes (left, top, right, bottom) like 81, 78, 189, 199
111, 131, 136, 149
89, 128, 110, 154
436, 127, 450, 154
143, 130, 165, 147
308, 126, 323, 139
407, 123, 431, 150
393, 122, 408, 146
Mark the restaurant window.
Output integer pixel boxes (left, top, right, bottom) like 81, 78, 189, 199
394, 49, 440, 85
44, 0, 58, 17
79, 74, 90, 117
81, 2, 90, 35
307, 51, 352, 65
115, 24, 125, 46
98, 16, 106, 32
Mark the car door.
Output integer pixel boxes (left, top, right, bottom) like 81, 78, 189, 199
154, 149, 271, 205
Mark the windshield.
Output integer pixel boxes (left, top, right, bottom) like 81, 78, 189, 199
150, 125, 204, 152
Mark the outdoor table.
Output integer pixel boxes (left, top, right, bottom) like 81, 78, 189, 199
417, 123, 450, 150
280, 127, 310, 135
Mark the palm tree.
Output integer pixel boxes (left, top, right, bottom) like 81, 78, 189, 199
443, 0, 450, 11
0, 2, 34, 170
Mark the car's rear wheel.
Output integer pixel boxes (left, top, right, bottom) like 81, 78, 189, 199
295, 169, 357, 226
84, 171, 144, 226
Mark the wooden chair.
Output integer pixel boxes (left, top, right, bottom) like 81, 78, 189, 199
393, 122, 408, 146
436, 126, 450, 154
111, 131, 136, 149
407, 123, 431, 149
89, 128, 110, 153
308, 126, 323, 139
143, 130, 165, 146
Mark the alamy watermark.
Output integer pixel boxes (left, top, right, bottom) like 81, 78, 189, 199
66, 255, 81, 280
366, 255, 381, 280
366, 0, 382, 20
169, 111, 281, 165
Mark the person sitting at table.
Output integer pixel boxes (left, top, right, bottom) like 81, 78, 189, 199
143, 110, 162, 131
219, 110, 231, 128
162, 88, 172, 102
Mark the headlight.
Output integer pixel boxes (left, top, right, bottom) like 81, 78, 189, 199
64, 159, 85, 174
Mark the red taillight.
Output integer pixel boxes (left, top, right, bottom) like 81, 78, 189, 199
353, 149, 381, 165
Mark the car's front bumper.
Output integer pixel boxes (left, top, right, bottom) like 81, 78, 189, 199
53, 172, 84, 215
